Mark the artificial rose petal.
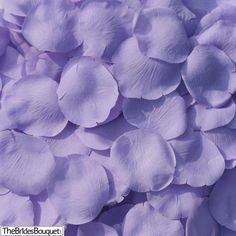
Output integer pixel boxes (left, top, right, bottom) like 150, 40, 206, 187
1, 76, 67, 137
186, 199, 220, 236
0, 192, 34, 226
209, 168, 236, 231
133, 8, 191, 63
77, 115, 135, 150
0, 46, 24, 79
90, 151, 129, 204
195, 20, 236, 63
147, 184, 207, 220
22, 0, 82, 52
79, 0, 129, 60
111, 129, 176, 192
0, 185, 9, 195
181, 45, 235, 108
0, 26, 9, 56
170, 130, 225, 186
0, 130, 55, 195
123, 92, 187, 140
31, 191, 63, 226
78, 222, 118, 236
221, 227, 236, 236
144, 0, 197, 34
57, 57, 119, 127
48, 156, 109, 224
188, 100, 236, 131
112, 37, 181, 99
204, 127, 236, 161
42, 123, 90, 158
122, 202, 184, 236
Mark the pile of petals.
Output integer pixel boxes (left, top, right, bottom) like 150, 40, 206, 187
1, 0, 236, 235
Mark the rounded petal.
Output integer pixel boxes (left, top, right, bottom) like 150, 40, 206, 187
123, 202, 184, 236
0, 130, 55, 195
186, 199, 220, 236
0, 192, 34, 226
22, 0, 82, 52
79, 0, 129, 59
181, 45, 235, 108
78, 222, 118, 236
77, 115, 136, 150
221, 227, 236, 236
209, 168, 236, 231
123, 92, 187, 140
133, 8, 191, 63
147, 184, 207, 220
42, 123, 90, 157
188, 100, 236, 131
1, 76, 67, 137
112, 37, 181, 99
170, 131, 225, 186
195, 20, 236, 63
31, 191, 62, 226
48, 156, 109, 224
57, 57, 119, 127
0, 185, 9, 195
225, 159, 236, 169
204, 127, 236, 160
111, 129, 176, 192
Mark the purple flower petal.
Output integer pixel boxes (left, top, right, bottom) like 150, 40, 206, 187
204, 127, 236, 161
79, 0, 129, 60
147, 184, 207, 220
0, 185, 9, 195
22, 0, 82, 52
133, 8, 191, 63
112, 37, 181, 99
195, 20, 236, 63
77, 115, 135, 150
209, 168, 236, 231
111, 129, 176, 192
123, 92, 187, 140
42, 123, 90, 158
0, 130, 55, 195
31, 191, 63, 226
122, 202, 184, 236
47, 155, 109, 224
221, 226, 236, 236
1, 76, 67, 137
170, 130, 225, 186
188, 100, 236, 131
186, 199, 220, 236
78, 222, 118, 236
57, 57, 119, 127
0, 26, 9, 56
0, 192, 34, 226
181, 45, 235, 108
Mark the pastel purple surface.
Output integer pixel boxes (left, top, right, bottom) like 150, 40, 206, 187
0, 0, 235, 234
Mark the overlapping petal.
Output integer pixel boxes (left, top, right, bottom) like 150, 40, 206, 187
48, 156, 110, 224
112, 37, 181, 99
0, 192, 34, 226
0, 130, 55, 195
22, 0, 82, 52
122, 202, 184, 236
133, 8, 191, 63
1, 76, 67, 137
77, 115, 135, 150
186, 199, 220, 236
204, 127, 236, 160
209, 168, 236, 231
57, 57, 119, 127
181, 45, 235, 108
111, 129, 176, 192
170, 130, 225, 186
123, 92, 187, 140
188, 100, 236, 131
0, 26, 9, 56
147, 184, 207, 219
79, 0, 129, 59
